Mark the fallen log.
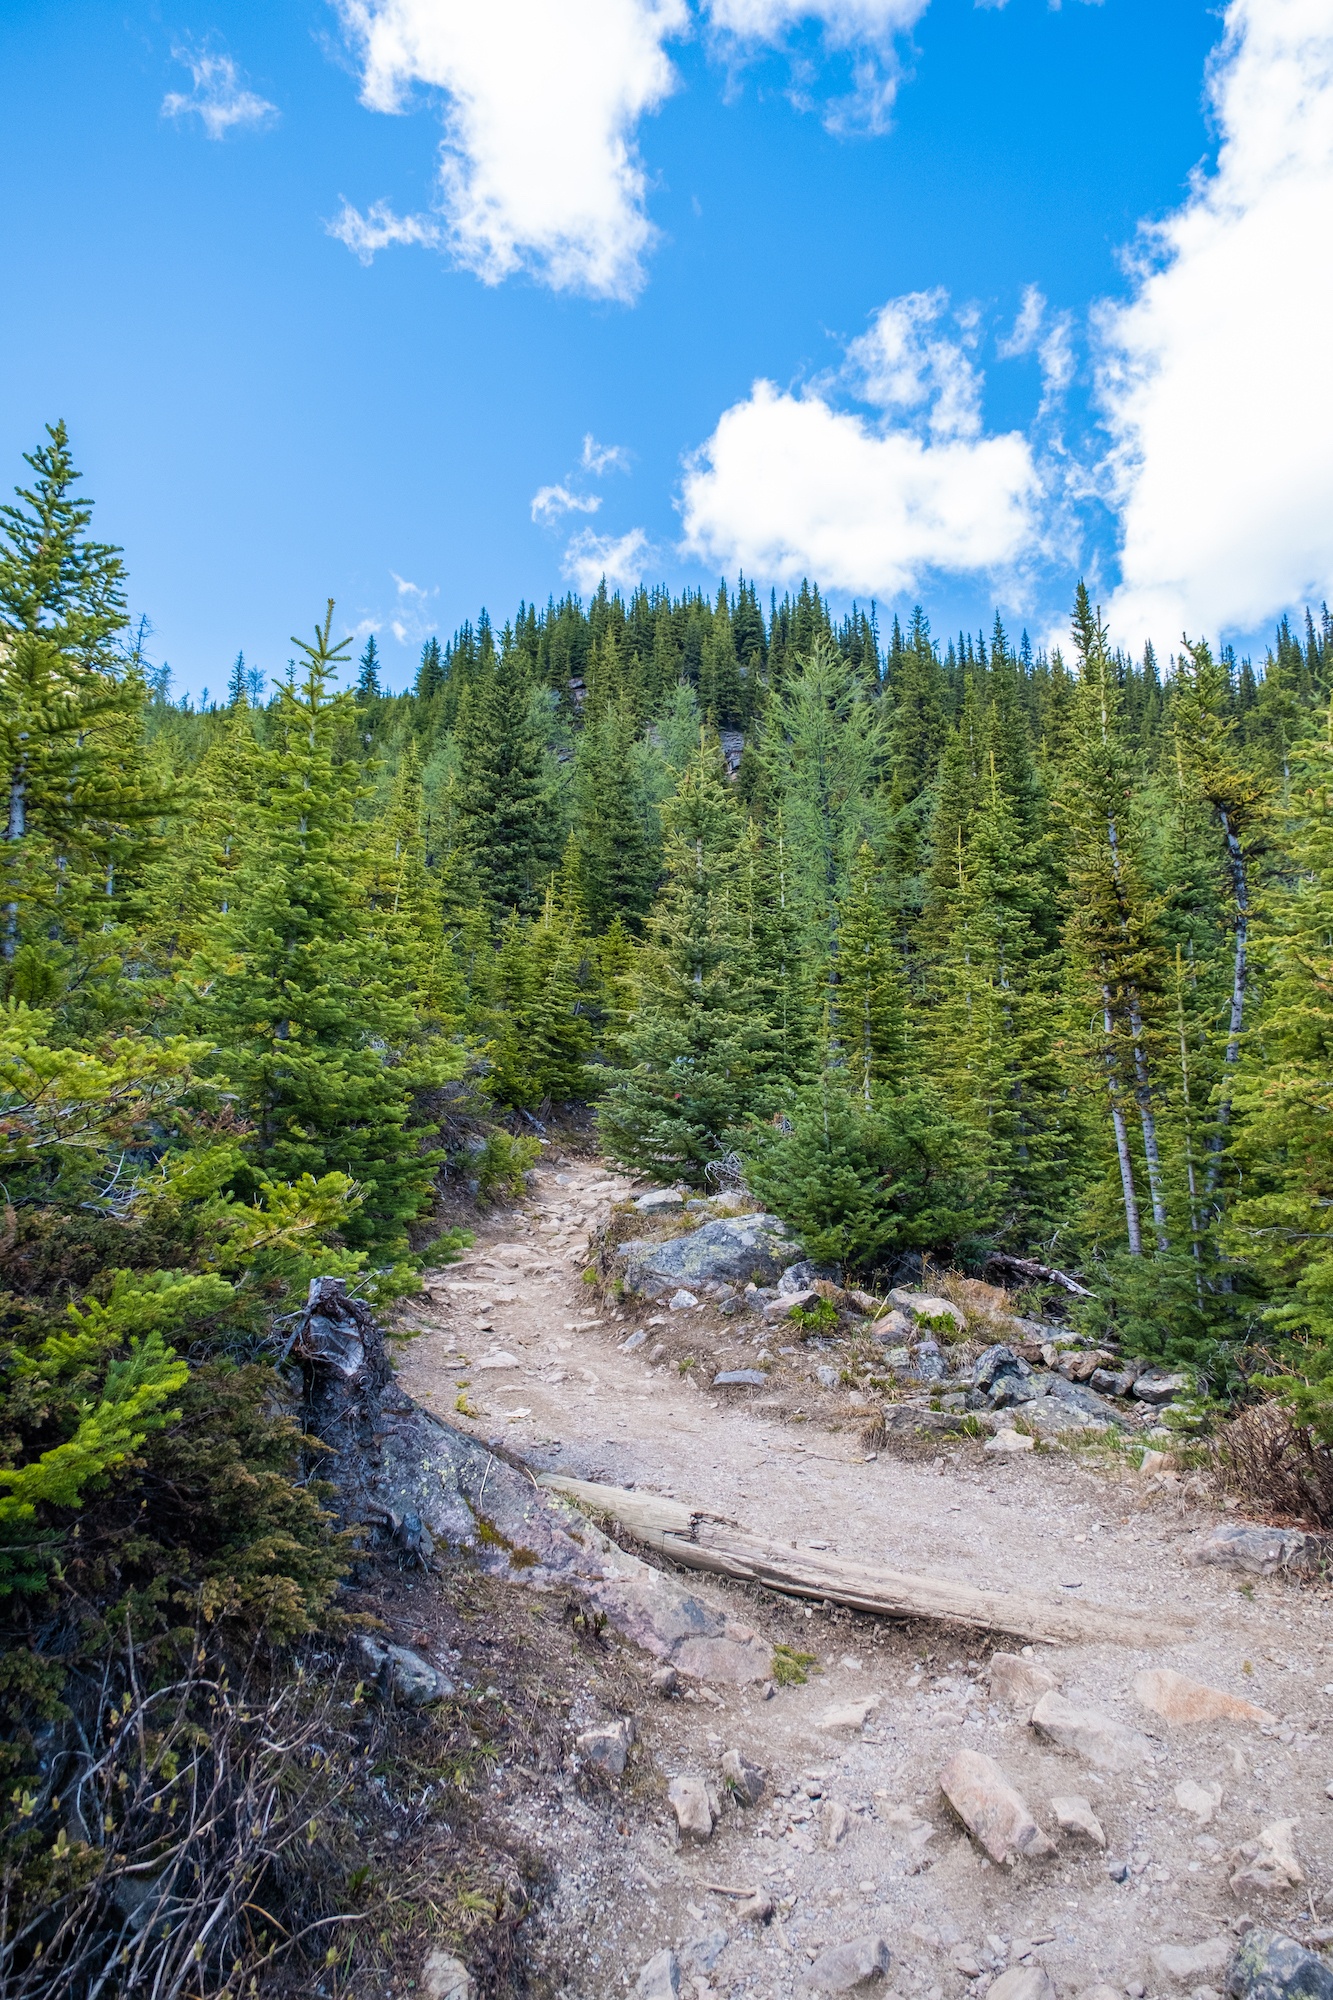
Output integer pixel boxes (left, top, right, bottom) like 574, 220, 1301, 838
538, 1476, 1189, 1649
982, 1251, 1094, 1299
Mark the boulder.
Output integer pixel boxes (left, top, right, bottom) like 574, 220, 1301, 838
969, 1346, 1040, 1409
1132, 1367, 1190, 1403
889, 1290, 967, 1333
1058, 1349, 1116, 1383
985, 1429, 1035, 1455
423, 1949, 475, 2000
763, 1287, 823, 1318
780, 1259, 841, 1294
989, 1651, 1059, 1708
635, 1189, 686, 1213
1226, 1930, 1333, 2000
667, 1773, 714, 1841
714, 1369, 768, 1388
988, 1970, 1056, 2000
939, 1749, 1056, 1864
1151, 1941, 1233, 1986
818, 1695, 881, 1733
799, 1934, 892, 1994
576, 1717, 635, 1776
668, 1290, 699, 1310
616, 1214, 803, 1300
1230, 1821, 1304, 1897
1133, 1668, 1275, 1727
721, 1746, 766, 1805
1189, 1524, 1324, 1577
1050, 1794, 1106, 1846
1041, 1374, 1126, 1424
636, 1949, 682, 2000
1029, 1691, 1154, 1771
356, 1636, 454, 1706
1175, 1779, 1223, 1823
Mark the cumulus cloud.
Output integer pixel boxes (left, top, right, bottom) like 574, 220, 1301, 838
162, 49, 277, 138
680, 292, 1040, 595
705, 0, 929, 130
333, 0, 688, 300
563, 526, 652, 594
1099, 0, 1333, 647
531, 484, 603, 525
582, 433, 632, 474
996, 284, 1074, 411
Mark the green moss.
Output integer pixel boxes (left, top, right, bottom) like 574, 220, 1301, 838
771, 1643, 820, 1686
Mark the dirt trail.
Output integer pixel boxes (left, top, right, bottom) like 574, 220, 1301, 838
398, 1157, 1333, 2000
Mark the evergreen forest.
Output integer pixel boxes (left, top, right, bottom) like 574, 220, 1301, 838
6, 423, 1333, 1988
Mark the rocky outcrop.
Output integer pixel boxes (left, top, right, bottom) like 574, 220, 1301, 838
614, 1213, 804, 1299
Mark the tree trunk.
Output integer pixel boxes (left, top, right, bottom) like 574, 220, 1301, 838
1102, 987, 1143, 1255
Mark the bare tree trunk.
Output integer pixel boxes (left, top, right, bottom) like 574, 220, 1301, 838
3, 757, 25, 962
1102, 987, 1143, 1255
1128, 994, 1170, 1250
1205, 807, 1249, 1195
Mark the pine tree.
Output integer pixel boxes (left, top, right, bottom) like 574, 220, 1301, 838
598, 736, 772, 1183
571, 695, 660, 932
357, 633, 383, 699
453, 636, 557, 917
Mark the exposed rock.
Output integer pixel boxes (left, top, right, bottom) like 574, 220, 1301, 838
817, 1365, 840, 1388
636, 1948, 682, 2000
635, 1189, 686, 1213
939, 1749, 1056, 1864
1030, 1690, 1154, 1771
1050, 1793, 1106, 1846
985, 1428, 1035, 1455
780, 1259, 841, 1294
1074, 1986, 1123, 2000
1175, 1779, 1223, 1823
889, 1291, 967, 1333
475, 1349, 520, 1370
576, 1716, 635, 1776
987, 1968, 1056, 2000
650, 1664, 680, 1696
1226, 1928, 1333, 2000
620, 1329, 649, 1353
1150, 1941, 1233, 1985
683, 1930, 729, 1974
422, 1948, 475, 2000
798, 1933, 892, 1993
1039, 1375, 1126, 1426
1058, 1349, 1116, 1382
668, 1773, 714, 1841
818, 1695, 881, 1733
591, 1566, 773, 1683
823, 1798, 851, 1846
1230, 1821, 1304, 1897
616, 1214, 803, 1300
763, 1287, 823, 1318
737, 1889, 774, 1922
714, 1369, 768, 1387
871, 1309, 914, 1341
669, 1290, 699, 1311
989, 1651, 1060, 1708
1132, 1367, 1190, 1403
720, 1747, 766, 1805
1133, 1668, 1275, 1727
355, 1636, 454, 1706
1189, 1524, 1325, 1577
969, 1346, 1041, 1409
951, 1947, 985, 1980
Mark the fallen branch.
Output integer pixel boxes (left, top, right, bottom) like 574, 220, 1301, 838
983, 1252, 1094, 1299
538, 1476, 1188, 1649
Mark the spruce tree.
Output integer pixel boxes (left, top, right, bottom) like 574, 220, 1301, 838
453, 636, 557, 917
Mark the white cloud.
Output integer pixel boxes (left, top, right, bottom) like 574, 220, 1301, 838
1099, 0, 1333, 647
532, 484, 603, 525
387, 572, 438, 645
680, 293, 1040, 595
162, 50, 277, 139
333, 0, 689, 300
705, 0, 928, 130
327, 199, 444, 262
563, 526, 652, 594
996, 284, 1074, 411
582, 433, 632, 475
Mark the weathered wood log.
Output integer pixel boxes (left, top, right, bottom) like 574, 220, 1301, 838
538, 1476, 1189, 1649
982, 1251, 1094, 1298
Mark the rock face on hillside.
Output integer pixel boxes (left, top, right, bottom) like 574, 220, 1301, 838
614, 1214, 804, 1300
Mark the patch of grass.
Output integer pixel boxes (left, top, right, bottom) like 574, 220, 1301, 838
455, 1391, 480, 1417
771, 1644, 820, 1686
790, 1299, 839, 1334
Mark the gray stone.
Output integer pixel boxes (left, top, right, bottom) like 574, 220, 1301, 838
356, 1635, 454, 1706
968, 1345, 1037, 1408
799, 1933, 892, 1993
1226, 1930, 1333, 2000
1050, 1794, 1106, 1846
823, 1798, 851, 1846
635, 1189, 686, 1212
576, 1716, 635, 1776
650, 1664, 679, 1696
714, 1368, 768, 1387
763, 1286, 823, 1318
1091, 1367, 1139, 1397
1189, 1523, 1324, 1577
939, 1748, 1056, 1864
684, 1930, 729, 1974
620, 1329, 648, 1353
1030, 1691, 1154, 1772
780, 1258, 840, 1294
888, 1290, 967, 1333
721, 1746, 766, 1805
989, 1651, 1059, 1707
1132, 1367, 1190, 1403
987, 1972, 1055, 2000
817, 1365, 840, 1388
422, 1949, 475, 2000
635, 1948, 682, 2000
669, 1289, 699, 1310
1041, 1374, 1126, 1423
985, 1428, 1036, 1455
1151, 1941, 1232, 1985
668, 1772, 714, 1840
616, 1214, 803, 1300
1230, 1820, 1304, 1896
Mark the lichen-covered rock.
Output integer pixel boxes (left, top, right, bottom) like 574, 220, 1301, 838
1188, 1523, 1325, 1577
615, 1215, 803, 1300
1226, 1929, 1333, 2000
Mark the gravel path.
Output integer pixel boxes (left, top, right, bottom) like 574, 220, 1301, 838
398, 1158, 1333, 2000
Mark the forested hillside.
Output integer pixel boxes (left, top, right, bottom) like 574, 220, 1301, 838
5, 423, 1333, 1989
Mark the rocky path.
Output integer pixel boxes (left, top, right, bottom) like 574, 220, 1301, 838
398, 1157, 1333, 2000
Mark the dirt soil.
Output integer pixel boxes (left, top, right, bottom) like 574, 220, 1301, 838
395, 1155, 1333, 2000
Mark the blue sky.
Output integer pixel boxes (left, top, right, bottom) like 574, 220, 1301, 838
3, 0, 1331, 696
